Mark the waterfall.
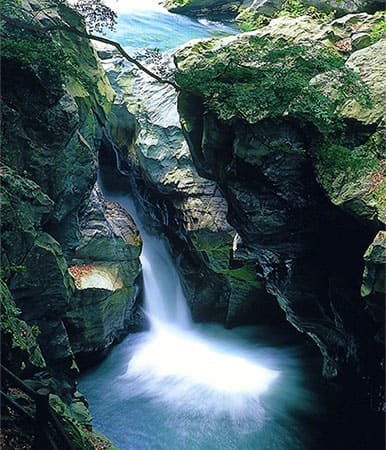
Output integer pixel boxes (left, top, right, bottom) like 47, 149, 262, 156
97, 175, 279, 418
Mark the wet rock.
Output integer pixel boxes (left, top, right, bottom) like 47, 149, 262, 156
175, 12, 385, 405
361, 231, 386, 344
100, 49, 279, 324
66, 185, 143, 367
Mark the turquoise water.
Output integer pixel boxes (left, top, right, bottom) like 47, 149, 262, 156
79, 324, 323, 450
79, 4, 384, 450
79, 172, 383, 450
102, 0, 237, 51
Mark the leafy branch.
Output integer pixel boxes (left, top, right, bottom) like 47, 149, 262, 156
2, 13, 179, 90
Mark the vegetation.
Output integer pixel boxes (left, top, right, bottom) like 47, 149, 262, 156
0, 264, 26, 282
370, 11, 386, 42
0, 281, 46, 368
237, 0, 336, 32
316, 143, 379, 182
315, 128, 386, 215
176, 38, 371, 132
1, 33, 97, 91
1, 0, 177, 88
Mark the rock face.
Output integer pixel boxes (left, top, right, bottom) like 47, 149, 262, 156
99, 49, 280, 324
242, 0, 384, 17
1, 0, 142, 409
1, 166, 75, 380
175, 13, 385, 406
163, 0, 252, 19
163, 0, 384, 19
0, 279, 116, 450
361, 231, 386, 345
66, 185, 143, 367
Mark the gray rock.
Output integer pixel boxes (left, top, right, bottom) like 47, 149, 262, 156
66, 185, 143, 366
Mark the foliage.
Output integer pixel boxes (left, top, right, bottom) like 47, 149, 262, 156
176, 38, 371, 132
71, 0, 117, 32
315, 135, 386, 218
276, 0, 334, 21
165, 0, 189, 7
0, 281, 45, 370
1, 30, 97, 91
0, 0, 116, 33
237, 0, 335, 33
370, 12, 386, 42
0, 283, 23, 347
316, 143, 379, 182
236, 10, 270, 32
0, 264, 26, 282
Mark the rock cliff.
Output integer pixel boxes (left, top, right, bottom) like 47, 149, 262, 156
163, 0, 384, 19
1, 1, 142, 447
98, 49, 281, 325
175, 13, 385, 406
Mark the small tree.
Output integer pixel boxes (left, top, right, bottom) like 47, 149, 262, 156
1, 0, 178, 88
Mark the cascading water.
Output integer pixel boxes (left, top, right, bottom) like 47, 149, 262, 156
100, 179, 279, 408
78, 2, 371, 449
79, 174, 325, 450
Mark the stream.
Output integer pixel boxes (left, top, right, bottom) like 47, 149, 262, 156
79, 2, 382, 449
80, 172, 324, 450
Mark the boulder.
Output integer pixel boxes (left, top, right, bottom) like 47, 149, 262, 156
100, 49, 279, 324
66, 185, 143, 367
174, 12, 385, 406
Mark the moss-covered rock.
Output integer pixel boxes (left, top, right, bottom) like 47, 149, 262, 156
1, 0, 114, 256
238, 0, 384, 20
163, 0, 249, 19
49, 394, 117, 450
1, 165, 75, 376
65, 185, 143, 367
175, 12, 385, 405
1, 280, 46, 373
0, 1, 122, 445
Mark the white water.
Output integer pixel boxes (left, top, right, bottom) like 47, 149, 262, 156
99, 183, 279, 415
97, 0, 237, 51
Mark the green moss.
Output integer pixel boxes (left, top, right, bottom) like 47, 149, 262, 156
191, 232, 234, 271
0, 280, 46, 369
316, 143, 379, 186
2, 32, 94, 94
165, 0, 189, 7
218, 263, 263, 288
370, 12, 386, 43
236, 10, 270, 32
49, 395, 95, 450
176, 38, 371, 132
315, 129, 386, 223
371, 177, 386, 220
236, 0, 335, 32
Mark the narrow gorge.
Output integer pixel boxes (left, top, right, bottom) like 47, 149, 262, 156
1, 0, 385, 449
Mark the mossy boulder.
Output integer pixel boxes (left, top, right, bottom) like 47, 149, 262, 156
175, 12, 384, 399
49, 394, 117, 450
1, 0, 114, 255
66, 185, 143, 367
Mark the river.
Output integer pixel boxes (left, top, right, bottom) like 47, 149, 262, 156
79, 2, 382, 449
